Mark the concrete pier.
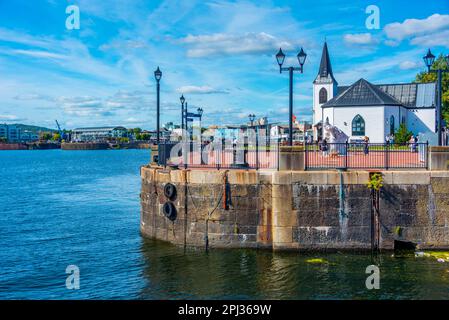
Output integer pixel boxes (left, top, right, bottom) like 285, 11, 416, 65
140, 166, 449, 251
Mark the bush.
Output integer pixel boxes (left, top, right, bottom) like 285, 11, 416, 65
394, 123, 412, 144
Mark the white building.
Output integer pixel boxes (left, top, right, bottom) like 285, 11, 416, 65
71, 126, 127, 142
0, 124, 21, 142
313, 42, 437, 143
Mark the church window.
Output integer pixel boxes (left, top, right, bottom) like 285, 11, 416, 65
352, 114, 365, 136
319, 88, 328, 104
390, 115, 395, 135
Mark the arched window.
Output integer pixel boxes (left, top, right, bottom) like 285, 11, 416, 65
390, 115, 395, 135
352, 114, 365, 136
319, 88, 328, 104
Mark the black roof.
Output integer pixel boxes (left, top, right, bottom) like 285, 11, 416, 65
314, 42, 337, 84
335, 82, 436, 108
323, 78, 403, 107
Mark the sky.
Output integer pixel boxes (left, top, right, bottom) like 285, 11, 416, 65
0, 0, 448, 130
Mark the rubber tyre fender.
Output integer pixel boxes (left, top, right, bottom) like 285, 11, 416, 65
164, 183, 177, 200
162, 202, 177, 221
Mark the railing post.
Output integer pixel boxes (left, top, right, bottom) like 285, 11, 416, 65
304, 141, 308, 171
256, 133, 259, 170
385, 141, 389, 170
345, 140, 349, 169
277, 139, 280, 171
426, 140, 429, 170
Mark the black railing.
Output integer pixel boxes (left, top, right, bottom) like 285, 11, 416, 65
158, 139, 280, 170
305, 141, 428, 170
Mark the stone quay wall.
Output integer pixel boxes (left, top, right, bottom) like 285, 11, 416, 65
140, 166, 449, 251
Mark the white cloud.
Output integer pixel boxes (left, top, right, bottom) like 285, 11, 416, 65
343, 33, 377, 45
410, 29, 449, 48
399, 61, 419, 70
384, 14, 449, 47
0, 114, 26, 122
179, 32, 295, 58
176, 85, 229, 94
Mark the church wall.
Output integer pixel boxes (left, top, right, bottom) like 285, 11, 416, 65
384, 106, 404, 138
328, 106, 385, 143
313, 82, 336, 125
408, 108, 436, 137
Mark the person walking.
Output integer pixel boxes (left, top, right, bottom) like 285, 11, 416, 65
413, 135, 418, 153
363, 136, 369, 155
322, 138, 328, 157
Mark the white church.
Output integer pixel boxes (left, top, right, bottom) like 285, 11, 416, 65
312, 42, 437, 143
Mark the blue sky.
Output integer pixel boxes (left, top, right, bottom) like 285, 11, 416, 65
0, 0, 448, 130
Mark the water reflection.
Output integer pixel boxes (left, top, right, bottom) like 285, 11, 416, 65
139, 239, 449, 300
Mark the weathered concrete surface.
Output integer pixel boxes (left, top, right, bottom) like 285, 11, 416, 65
140, 166, 449, 251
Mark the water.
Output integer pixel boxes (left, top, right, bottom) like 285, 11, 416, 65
1, 150, 449, 299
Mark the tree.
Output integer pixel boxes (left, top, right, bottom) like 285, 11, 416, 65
395, 123, 412, 144
414, 54, 449, 124
52, 133, 61, 141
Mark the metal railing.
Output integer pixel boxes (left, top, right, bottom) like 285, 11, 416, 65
305, 141, 428, 170
158, 139, 280, 170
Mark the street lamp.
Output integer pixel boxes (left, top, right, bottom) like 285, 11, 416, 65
180, 94, 185, 137
154, 67, 162, 145
423, 49, 449, 146
248, 114, 255, 126
197, 107, 203, 121
275, 47, 307, 146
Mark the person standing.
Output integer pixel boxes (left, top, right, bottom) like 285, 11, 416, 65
363, 136, 369, 155
322, 138, 328, 157
409, 135, 415, 152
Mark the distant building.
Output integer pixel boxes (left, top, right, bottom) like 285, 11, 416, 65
20, 131, 39, 142
0, 124, 21, 142
71, 126, 127, 142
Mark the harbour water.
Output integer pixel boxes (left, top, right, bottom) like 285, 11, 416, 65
0, 150, 448, 299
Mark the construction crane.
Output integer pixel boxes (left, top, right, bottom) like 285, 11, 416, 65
55, 120, 64, 141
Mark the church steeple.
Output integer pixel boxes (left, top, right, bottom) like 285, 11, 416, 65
312, 41, 338, 131
314, 41, 337, 84
319, 42, 332, 77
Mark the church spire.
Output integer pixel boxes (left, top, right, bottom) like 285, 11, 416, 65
314, 41, 337, 84
318, 41, 333, 78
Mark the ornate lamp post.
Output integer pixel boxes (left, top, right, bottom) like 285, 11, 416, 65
423, 49, 449, 146
276, 47, 307, 146
197, 107, 203, 144
248, 114, 255, 127
154, 67, 162, 145
180, 94, 185, 133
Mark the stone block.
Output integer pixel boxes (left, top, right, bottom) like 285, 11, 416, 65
391, 171, 430, 185
356, 171, 370, 185
273, 226, 293, 243
227, 170, 258, 184
272, 171, 292, 185
272, 184, 292, 198
273, 209, 297, 227
431, 177, 449, 194
272, 196, 292, 216
291, 171, 327, 185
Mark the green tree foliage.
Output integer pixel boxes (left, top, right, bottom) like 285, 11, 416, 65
52, 133, 61, 141
40, 132, 53, 141
395, 123, 413, 144
414, 54, 449, 123
367, 173, 383, 191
